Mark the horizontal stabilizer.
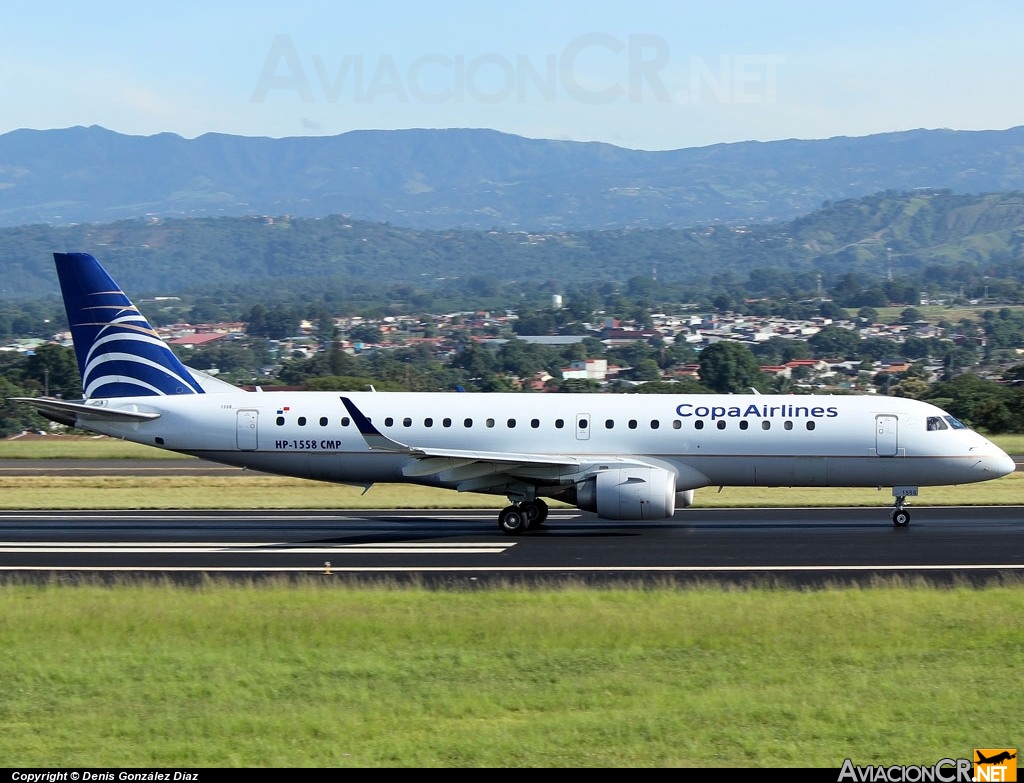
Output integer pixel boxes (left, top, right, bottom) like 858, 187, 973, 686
10, 397, 161, 425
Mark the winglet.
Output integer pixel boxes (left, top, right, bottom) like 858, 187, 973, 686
340, 396, 420, 453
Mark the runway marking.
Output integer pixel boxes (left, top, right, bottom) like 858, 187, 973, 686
0, 564, 1021, 574
0, 541, 516, 555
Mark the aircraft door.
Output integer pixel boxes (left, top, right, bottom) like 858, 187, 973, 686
236, 409, 259, 450
575, 413, 591, 441
875, 414, 898, 457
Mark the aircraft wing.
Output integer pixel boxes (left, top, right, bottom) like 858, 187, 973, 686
340, 395, 657, 493
340, 396, 584, 466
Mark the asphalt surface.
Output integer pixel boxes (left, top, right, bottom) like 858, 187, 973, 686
1, 505, 1022, 588
2, 458, 1020, 587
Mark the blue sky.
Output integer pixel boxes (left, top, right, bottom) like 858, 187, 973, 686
4, 0, 1023, 150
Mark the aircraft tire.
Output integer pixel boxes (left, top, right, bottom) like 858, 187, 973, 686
892, 509, 911, 527
522, 499, 549, 526
499, 505, 531, 535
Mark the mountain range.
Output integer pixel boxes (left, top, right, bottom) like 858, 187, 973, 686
4, 124, 1024, 231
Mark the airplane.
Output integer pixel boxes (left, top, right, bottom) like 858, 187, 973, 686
976, 752, 1016, 765
11, 251, 1017, 535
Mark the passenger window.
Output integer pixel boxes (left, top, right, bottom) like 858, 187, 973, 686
555, 419, 565, 429
464, 418, 473, 427
424, 418, 433, 427
319, 417, 328, 426
739, 420, 749, 430
806, 421, 816, 431
276, 416, 285, 426
650, 420, 660, 429
694, 420, 704, 430
384, 417, 394, 427
341, 417, 350, 426
507, 418, 516, 428
716, 420, 726, 430
443, 418, 452, 427
784, 421, 793, 431
530, 419, 540, 429
605, 419, 614, 429
672, 420, 681, 430
628, 420, 638, 429
486, 418, 495, 428
298, 417, 307, 426
762, 421, 771, 430
403, 417, 412, 427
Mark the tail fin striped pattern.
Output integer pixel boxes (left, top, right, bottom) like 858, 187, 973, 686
54, 252, 205, 399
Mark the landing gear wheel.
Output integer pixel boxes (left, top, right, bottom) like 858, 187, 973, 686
892, 509, 911, 527
498, 505, 530, 535
522, 499, 549, 527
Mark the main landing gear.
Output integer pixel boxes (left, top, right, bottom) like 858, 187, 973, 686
498, 499, 549, 535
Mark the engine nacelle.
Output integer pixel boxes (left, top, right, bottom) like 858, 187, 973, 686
575, 466, 677, 520
676, 489, 695, 508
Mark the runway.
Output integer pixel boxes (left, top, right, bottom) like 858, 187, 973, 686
1, 506, 1022, 587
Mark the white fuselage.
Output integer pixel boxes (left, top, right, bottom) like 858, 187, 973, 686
74, 391, 1015, 495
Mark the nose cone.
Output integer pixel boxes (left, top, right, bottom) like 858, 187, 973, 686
991, 447, 1018, 478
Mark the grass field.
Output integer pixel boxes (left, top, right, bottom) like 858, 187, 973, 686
1, 580, 1021, 768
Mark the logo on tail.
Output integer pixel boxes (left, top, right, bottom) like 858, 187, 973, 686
54, 252, 205, 399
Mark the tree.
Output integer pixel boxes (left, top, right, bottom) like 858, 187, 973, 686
697, 341, 767, 393
808, 325, 861, 359
857, 306, 879, 324
623, 358, 662, 382
23, 344, 80, 398
818, 300, 848, 320
899, 307, 925, 324
922, 373, 1018, 432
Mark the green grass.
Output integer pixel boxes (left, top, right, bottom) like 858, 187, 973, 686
0, 436, 194, 459
0, 580, 1020, 767
0, 472, 1019, 510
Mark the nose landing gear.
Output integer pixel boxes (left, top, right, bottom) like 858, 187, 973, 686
891, 486, 918, 527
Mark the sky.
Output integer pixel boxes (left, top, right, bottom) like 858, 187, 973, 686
3, 0, 1024, 151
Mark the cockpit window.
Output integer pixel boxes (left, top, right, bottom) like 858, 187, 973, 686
926, 416, 948, 431
944, 415, 968, 430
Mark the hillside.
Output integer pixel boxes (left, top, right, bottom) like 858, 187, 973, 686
3, 125, 1024, 231
2, 190, 1023, 303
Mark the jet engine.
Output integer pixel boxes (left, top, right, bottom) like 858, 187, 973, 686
676, 489, 695, 507
575, 466, 678, 520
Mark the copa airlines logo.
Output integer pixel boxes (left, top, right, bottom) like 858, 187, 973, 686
675, 403, 840, 421
78, 305, 203, 398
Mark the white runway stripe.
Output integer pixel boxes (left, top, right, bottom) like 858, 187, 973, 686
0, 541, 516, 555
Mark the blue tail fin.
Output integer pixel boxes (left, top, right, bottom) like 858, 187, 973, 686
54, 252, 205, 399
